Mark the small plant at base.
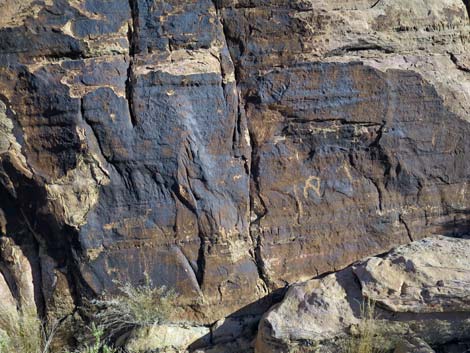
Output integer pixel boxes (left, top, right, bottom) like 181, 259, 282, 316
345, 300, 386, 353
0, 306, 59, 353
111, 280, 176, 326
76, 323, 116, 353
0, 330, 9, 352
85, 275, 179, 346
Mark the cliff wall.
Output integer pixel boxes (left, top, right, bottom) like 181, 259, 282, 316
1, 0, 470, 340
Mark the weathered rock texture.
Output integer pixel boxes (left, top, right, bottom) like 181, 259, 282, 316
1, 0, 470, 346
394, 337, 436, 353
256, 235, 470, 353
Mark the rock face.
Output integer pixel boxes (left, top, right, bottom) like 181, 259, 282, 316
0, 237, 36, 314
125, 323, 210, 353
394, 337, 436, 353
1, 0, 470, 345
256, 235, 470, 353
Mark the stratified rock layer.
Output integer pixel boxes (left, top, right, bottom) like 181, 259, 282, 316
1, 0, 470, 332
256, 235, 470, 353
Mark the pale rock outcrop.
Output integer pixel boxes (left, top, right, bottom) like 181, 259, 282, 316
0, 270, 16, 315
394, 337, 436, 353
354, 236, 470, 313
256, 235, 470, 353
125, 324, 210, 353
0, 237, 36, 312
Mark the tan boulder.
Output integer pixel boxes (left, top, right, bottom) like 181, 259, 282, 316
354, 236, 470, 313
256, 236, 470, 353
125, 324, 210, 353
394, 337, 436, 353
0, 237, 36, 312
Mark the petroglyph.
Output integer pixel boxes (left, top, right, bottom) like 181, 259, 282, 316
303, 176, 321, 198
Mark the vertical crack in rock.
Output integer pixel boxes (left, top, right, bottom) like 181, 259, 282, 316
449, 52, 470, 73
125, 62, 137, 127
212, 0, 270, 291
253, 233, 271, 290
249, 133, 271, 291
126, 0, 139, 127
368, 122, 392, 213
195, 234, 206, 289
370, 0, 382, 9
127, 0, 139, 56
171, 180, 205, 290
210, 1, 247, 158
370, 179, 384, 213
174, 245, 203, 294
79, 98, 115, 178
399, 214, 414, 242
250, 191, 271, 290
348, 147, 384, 216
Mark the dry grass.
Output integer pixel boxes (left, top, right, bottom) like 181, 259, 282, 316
0, 279, 178, 353
109, 280, 176, 326
345, 300, 386, 353
84, 277, 178, 347
0, 307, 59, 353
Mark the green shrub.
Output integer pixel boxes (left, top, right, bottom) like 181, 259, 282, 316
74, 323, 116, 353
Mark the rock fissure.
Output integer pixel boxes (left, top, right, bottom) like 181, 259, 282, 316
287, 117, 384, 126
463, 0, 470, 22
370, 178, 384, 213
399, 214, 414, 242
125, 60, 137, 127
195, 233, 206, 289
125, 0, 139, 127
326, 43, 395, 57
370, 0, 382, 9
247, 128, 270, 290
449, 52, 470, 73
79, 98, 116, 178
127, 0, 139, 56
253, 233, 271, 291
213, 0, 271, 297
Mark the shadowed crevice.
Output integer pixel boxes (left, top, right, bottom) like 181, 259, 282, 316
126, 0, 139, 127
463, 0, 470, 22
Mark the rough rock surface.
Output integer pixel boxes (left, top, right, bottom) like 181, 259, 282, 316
394, 337, 436, 353
1, 0, 470, 349
0, 237, 36, 314
125, 323, 210, 353
256, 235, 470, 353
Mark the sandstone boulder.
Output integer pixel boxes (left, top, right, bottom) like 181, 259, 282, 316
394, 337, 436, 353
256, 235, 470, 353
125, 324, 210, 353
0, 237, 36, 312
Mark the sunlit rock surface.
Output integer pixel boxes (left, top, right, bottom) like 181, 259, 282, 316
256, 235, 470, 353
1, 0, 470, 351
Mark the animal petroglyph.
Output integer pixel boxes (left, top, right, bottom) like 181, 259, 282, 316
303, 176, 321, 198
